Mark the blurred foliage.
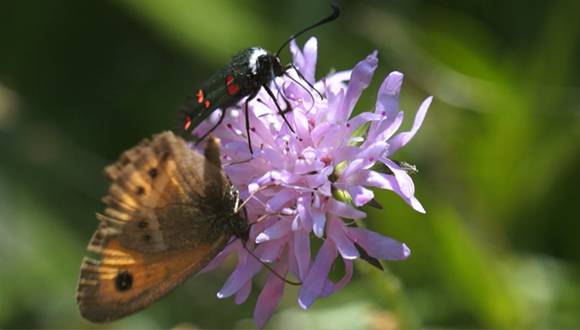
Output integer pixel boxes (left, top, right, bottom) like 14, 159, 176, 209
1, 0, 579, 328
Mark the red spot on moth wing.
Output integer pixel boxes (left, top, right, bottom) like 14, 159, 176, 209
225, 75, 240, 96
196, 89, 204, 103
227, 83, 240, 96
184, 114, 192, 130
204, 99, 211, 109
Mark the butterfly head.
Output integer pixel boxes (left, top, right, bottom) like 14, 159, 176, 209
225, 185, 251, 243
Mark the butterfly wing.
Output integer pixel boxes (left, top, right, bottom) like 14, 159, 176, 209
77, 132, 235, 322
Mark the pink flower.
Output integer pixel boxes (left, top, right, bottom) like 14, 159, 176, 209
195, 37, 432, 328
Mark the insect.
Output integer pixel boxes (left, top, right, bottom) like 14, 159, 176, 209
76, 131, 250, 322
181, 4, 340, 154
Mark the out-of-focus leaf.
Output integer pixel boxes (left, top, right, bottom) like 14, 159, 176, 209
116, 0, 276, 64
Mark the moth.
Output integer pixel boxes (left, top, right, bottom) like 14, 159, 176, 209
76, 131, 249, 322
181, 4, 340, 153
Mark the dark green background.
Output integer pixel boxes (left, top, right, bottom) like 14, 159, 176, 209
1, 0, 579, 328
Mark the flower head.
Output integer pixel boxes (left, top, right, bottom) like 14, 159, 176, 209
195, 37, 432, 328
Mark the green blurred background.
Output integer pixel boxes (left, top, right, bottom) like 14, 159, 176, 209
1, 0, 579, 328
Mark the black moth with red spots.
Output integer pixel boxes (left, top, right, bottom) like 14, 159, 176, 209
180, 4, 339, 154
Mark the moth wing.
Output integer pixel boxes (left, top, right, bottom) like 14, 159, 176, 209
181, 49, 254, 134
77, 132, 232, 322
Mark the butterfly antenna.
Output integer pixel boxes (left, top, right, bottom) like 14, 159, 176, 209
235, 185, 269, 213
275, 3, 340, 58
242, 244, 302, 286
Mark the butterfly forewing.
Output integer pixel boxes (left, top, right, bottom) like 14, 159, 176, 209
77, 131, 244, 322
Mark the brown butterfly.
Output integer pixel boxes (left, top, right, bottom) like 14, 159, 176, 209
76, 131, 249, 322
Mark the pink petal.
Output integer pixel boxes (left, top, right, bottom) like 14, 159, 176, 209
261, 148, 288, 168
321, 69, 351, 89
347, 111, 382, 133
217, 253, 262, 299
319, 258, 353, 297
347, 185, 374, 207
312, 207, 326, 238
340, 158, 365, 180
255, 217, 292, 243
336, 51, 378, 121
365, 170, 397, 191
287, 241, 300, 278
365, 170, 426, 213
381, 158, 415, 198
199, 240, 241, 274
289, 39, 305, 74
225, 158, 263, 182
298, 239, 337, 309
265, 190, 298, 213
256, 236, 287, 262
328, 219, 359, 260
250, 107, 282, 150
234, 280, 252, 304
408, 195, 426, 213
357, 141, 388, 168
301, 37, 318, 83
318, 124, 347, 150
373, 111, 404, 143
316, 182, 332, 197
375, 71, 403, 120
297, 196, 313, 229
311, 121, 332, 144
332, 259, 353, 292
283, 80, 314, 112
346, 227, 411, 260
328, 198, 366, 219
293, 109, 311, 144
254, 263, 287, 329
388, 96, 432, 155
294, 229, 311, 280
333, 146, 360, 164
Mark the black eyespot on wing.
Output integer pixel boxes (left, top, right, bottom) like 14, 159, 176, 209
115, 271, 133, 291
137, 221, 148, 229
148, 168, 158, 179
136, 186, 145, 195
142, 234, 151, 242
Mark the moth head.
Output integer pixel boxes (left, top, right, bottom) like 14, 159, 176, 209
258, 54, 283, 77
249, 48, 284, 80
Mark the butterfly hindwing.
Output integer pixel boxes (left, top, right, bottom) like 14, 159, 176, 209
77, 132, 239, 322
78, 235, 230, 322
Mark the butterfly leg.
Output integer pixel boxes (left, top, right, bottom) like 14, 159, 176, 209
262, 84, 295, 133
241, 244, 302, 286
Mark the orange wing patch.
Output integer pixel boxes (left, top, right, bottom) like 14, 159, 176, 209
76, 132, 240, 322
78, 235, 229, 322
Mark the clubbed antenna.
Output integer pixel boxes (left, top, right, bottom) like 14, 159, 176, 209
275, 3, 340, 58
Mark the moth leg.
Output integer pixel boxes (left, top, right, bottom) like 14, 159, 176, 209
283, 72, 316, 114
194, 109, 227, 147
262, 84, 295, 133
286, 63, 323, 99
272, 77, 293, 116
244, 90, 259, 155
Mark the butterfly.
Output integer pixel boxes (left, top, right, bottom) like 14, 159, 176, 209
76, 131, 249, 322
